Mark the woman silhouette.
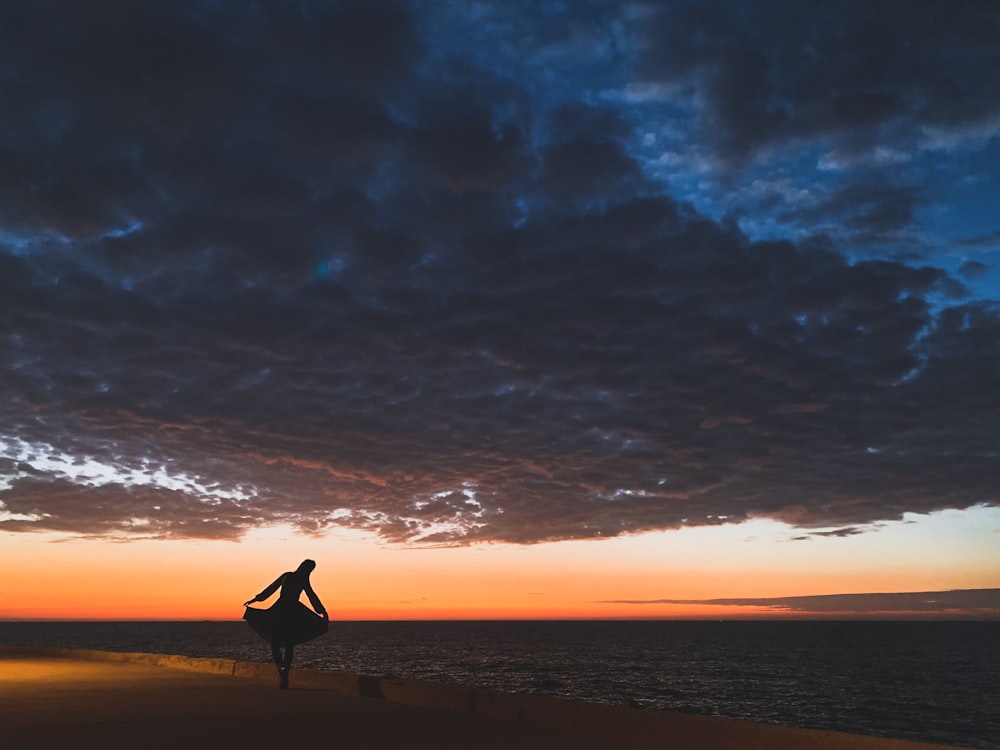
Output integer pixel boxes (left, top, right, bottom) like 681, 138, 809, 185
243, 559, 328, 689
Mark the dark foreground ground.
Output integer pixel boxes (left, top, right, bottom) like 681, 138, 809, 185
0, 648, 966, 750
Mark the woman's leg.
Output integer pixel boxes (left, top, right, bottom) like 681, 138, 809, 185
270, 636, 291, 688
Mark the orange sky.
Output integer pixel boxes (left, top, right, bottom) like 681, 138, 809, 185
2, 506, 998, 620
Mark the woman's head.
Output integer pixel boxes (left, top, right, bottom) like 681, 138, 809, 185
295, 559, 316, 575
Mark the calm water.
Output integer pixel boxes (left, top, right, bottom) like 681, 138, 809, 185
1, 620, 997, 749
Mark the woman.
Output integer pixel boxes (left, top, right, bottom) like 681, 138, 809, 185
243, 559, 328, 688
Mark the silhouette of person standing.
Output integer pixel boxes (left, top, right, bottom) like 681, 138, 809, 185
243, 559, 328, 689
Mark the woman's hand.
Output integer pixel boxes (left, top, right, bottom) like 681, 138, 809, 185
243, 599, 255, 607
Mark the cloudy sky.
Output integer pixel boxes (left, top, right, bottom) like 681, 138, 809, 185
1, 1, 999, 618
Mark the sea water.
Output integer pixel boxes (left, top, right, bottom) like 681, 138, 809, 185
1, 620, 997, 749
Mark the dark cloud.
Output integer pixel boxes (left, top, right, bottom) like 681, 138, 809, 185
790, 527, 870, 541
628, 1, 1000, 258
959, 260, 991, 279
632, 0, 1000, 165
1, 2, 998, 545
609, 589, 1000, 617
779, 181, 924, 246
958, 230, 1000, 251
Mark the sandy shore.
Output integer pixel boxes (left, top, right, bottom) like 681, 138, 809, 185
0, 646, 966, 750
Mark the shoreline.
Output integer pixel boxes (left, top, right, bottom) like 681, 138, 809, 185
0, 645, 968, 749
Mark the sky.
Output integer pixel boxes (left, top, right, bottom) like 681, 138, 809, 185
1, 0, 999, 620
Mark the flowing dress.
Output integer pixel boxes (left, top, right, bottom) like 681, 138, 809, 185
243, 570, 328, 646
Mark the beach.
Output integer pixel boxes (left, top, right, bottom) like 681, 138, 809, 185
0, 646, 968, 750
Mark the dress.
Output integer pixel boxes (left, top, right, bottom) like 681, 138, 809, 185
243, 570, 328, 646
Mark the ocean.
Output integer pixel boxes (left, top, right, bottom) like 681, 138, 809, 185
1, 620, 997, 749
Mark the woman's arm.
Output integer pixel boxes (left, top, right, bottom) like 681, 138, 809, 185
304, 581, 327, 617
244, 574, 285, 606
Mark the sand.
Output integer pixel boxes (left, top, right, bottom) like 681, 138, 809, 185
0, 646, 966, 750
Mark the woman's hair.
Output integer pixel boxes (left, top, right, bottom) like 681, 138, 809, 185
295, 559, 316, 575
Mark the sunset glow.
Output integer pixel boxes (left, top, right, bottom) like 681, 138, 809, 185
4, 507, 998, 621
